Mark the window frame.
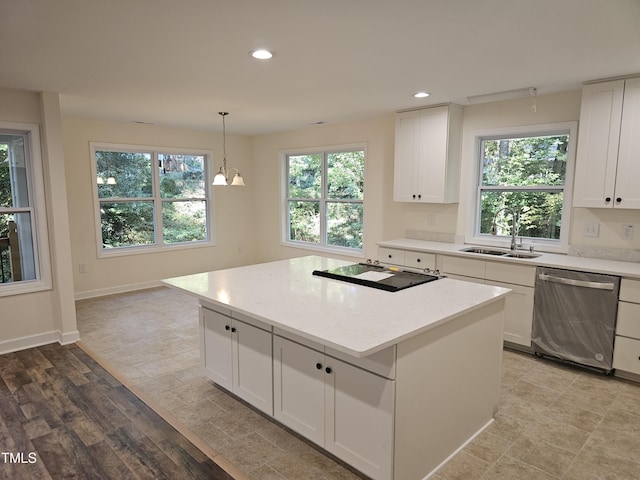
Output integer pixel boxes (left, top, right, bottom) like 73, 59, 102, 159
90, 142, 214, 258
0, 121, 52, 297
281, 144, 366, 256
466, 122, 577, 253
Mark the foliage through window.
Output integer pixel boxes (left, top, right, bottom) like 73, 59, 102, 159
93, 144, 210, 254
285, 148, 364, 251
476, 127, 573, 245
0, 124, 49, 293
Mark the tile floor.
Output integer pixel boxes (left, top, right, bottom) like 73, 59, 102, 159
76, 287, 640, 480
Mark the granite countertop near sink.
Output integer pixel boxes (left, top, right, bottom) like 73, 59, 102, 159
377, 238, 640, 279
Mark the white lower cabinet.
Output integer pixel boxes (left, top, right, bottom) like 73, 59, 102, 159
613, 336, 640, 375
200, 307, 273, 415
437, 254, 535, 349
614, 279, 640, 377
273, 335, 395, 480
485, 280, 534, 347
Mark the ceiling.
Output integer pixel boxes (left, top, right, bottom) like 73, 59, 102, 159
1, 0, 639, 135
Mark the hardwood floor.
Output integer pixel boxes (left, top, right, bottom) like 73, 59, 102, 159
0, 343, 235, 480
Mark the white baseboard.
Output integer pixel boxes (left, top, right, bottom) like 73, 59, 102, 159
0, 329, 80, 355
60, 330, 80, 345
74, 280, 164, 300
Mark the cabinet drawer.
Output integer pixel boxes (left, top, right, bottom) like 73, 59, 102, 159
439, 255, 485, 279
404, 251, 436, 270
616, 302, 640, 339
620, 278, 640, 303
378, 247, 405, 265
485, 262, 535, 287
613, 336, 640, 375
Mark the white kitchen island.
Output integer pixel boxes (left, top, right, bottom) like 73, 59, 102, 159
163, 255, 510, 480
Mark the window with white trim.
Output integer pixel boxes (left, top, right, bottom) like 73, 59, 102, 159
0, 122, 51, 295
471, 123, 576, 250
284, 147, 365, 253
91, 143, 211, 256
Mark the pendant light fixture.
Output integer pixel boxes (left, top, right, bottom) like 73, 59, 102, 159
212, 112, 245, 186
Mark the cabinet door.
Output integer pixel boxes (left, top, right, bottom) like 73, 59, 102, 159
414, 106, 448, 203
613, 336, 640, 375
394, 106, 457, 203
486, 280, 534, 348
324, 357, 395, 480
273, 336, 325, 445
614, 77, 640, 209
573, 80, 625, 208
201, 308, 233, 390
394, 111, 422, 202
232, 321, 273, 415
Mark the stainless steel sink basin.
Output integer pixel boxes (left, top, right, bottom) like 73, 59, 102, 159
502, 252, 541, 259
460, 247, 541, 259
460, 247, 509, 256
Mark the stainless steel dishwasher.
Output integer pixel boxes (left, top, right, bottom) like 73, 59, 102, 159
532, 266, 620, 374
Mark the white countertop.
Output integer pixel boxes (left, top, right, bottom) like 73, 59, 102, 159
378, 238, 640, 279
163, 255, 510, 357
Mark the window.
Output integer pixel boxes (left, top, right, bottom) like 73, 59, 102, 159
284, 147, 365, 253
0, 122, 51, 295
92, 143, 211, 256
472, 123, 576, 250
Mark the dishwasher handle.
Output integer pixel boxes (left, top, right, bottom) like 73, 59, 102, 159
537, 273, 615, 291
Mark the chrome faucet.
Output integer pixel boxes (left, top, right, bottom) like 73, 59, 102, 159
491, 207, 520, 250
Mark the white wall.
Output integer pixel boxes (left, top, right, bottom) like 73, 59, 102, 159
0, 88, 78, 353
62, 117, 258, 297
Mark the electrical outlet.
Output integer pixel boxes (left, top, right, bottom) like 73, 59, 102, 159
582, 222, 600, 238
622, 224, 634, 240
425, 214, 436, 226
79, 263, 87, 273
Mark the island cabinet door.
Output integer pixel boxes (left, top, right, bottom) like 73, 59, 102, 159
273, 336, 325, 445
232, 321, 273, 415
324, 357, 395, 480
201, 308, 233, 391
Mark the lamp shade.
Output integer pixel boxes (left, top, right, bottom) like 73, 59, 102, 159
230, 172, 245, 186
212, 168, 227, 186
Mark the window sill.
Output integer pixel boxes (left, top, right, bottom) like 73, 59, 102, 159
281, 240, 365, 259
0, 279, 52, 298
97, 240, 216, 259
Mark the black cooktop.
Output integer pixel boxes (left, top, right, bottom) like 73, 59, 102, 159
312, 263, 440, 292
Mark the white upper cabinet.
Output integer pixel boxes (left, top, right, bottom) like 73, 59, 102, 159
616, 77, 640, 209
393, 104, 463, 203
573, 78, 640, 209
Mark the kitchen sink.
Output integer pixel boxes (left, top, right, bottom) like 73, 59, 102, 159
460, 247, 541, 259
460, 247, 510, 255
502, 252, 541, 259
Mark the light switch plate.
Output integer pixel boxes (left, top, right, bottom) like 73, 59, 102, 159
582, 222, 600, 237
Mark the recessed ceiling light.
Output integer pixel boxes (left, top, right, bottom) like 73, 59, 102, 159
413, 91, 430, 98
251, 49, 274, 60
